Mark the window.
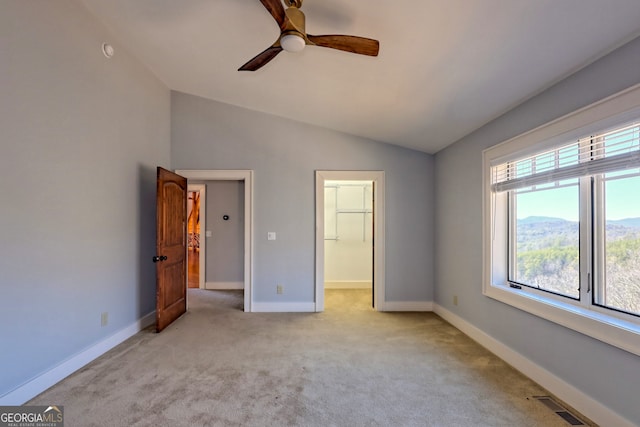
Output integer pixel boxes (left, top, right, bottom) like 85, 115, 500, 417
597, 168, 640, 315
509, 178, 580, 300
483, 84, 640, 356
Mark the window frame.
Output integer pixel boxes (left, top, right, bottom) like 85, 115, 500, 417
483, 83, 640, 357
506, 178, 582, 301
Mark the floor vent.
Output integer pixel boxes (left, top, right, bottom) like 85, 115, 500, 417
533, 396, 585, 426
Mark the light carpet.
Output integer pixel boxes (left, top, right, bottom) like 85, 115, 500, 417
28, 289, 593, 426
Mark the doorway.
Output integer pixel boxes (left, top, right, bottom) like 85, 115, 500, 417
324, 180, 373, 309
187, 184, 206, 289
176, 170, 253, 312
204, 180, 245, 291
315, 171, 385, 312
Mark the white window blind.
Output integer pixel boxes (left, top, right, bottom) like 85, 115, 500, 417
492, 122, 640, 192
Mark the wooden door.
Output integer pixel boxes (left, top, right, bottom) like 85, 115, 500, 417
155, 167, 187, 332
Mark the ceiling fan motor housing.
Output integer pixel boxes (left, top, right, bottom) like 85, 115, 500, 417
284, 6, 305, 36
281, 5, 306, 52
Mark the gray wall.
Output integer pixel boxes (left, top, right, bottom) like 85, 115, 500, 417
434, 36, 640, 424
171, 92, 435, 304
0, 1, 170, 397
205, 181, 245, 285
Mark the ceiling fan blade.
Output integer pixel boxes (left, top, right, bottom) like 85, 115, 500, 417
259, 0, 287, 31
307, 34, 379, 56
238, 44, 283, 71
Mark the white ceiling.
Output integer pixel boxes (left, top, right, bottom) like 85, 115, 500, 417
79, 0, 640, 154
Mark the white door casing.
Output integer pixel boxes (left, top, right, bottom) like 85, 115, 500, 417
315, 171, 385, 312
176, 170, 253, 312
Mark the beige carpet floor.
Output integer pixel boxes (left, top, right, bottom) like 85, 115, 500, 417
29, 289, 593, 426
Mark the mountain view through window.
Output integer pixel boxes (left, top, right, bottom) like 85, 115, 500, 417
511, 173, 640, 316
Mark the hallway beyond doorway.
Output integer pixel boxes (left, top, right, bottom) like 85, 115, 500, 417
188, 249, 199, 289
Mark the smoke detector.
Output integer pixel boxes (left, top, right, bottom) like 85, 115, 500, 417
102, 43, 114, 58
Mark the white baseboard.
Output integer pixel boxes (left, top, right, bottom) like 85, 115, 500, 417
433, 304, 635, 427
205, 281, 244, 290
251, 302, 315, 313
0, 311, 156, 406
325, 281, 372, 289
383, 301, 434, 312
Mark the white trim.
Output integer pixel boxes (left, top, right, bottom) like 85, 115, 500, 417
187, 184, 206, 290
176, 170, 254, 312
315, 171, 386, 312
483, 285, 640, 356
433, 304, 636, 427
0, 311, 155, 406
251, 302, 315, 313
485, 83, 640, 165
205, 281, 244, 290
482, 84, 640, 356
383, 301, 434, 312
324, 281, 372, 289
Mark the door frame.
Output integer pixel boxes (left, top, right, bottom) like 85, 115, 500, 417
187, 184, 206, 289
315, 170, 385, 312
176, 170, 253, 312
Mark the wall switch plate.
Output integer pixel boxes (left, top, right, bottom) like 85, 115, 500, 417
101, 312, 108, 327
277, 285, 283, 294
205, 230, 212, 238
267, 232, 276, 241
453, 295, 458, 306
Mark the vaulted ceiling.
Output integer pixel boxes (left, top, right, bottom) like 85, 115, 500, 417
79, 0, 640, 153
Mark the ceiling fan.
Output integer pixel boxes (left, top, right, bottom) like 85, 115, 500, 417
238, 0, 380, 71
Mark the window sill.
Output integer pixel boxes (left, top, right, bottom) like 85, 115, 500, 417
483, 283, 640, 357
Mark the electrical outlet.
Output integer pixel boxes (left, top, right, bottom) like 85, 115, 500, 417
277, 285, 283, 295
453, 295, 458, 306
101, 312, 108, 327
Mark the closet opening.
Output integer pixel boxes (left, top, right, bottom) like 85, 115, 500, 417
315, 170, 385, 312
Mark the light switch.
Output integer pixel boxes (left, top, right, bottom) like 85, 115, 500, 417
267, 232, 276, 241
205, 230, 212, 238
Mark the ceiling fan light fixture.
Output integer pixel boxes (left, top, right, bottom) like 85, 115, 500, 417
281, 33, 305, 53
238, 0, 379, 71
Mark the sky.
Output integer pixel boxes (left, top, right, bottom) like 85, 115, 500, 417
514, 126, 639, 221
516, 175, 640, 221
